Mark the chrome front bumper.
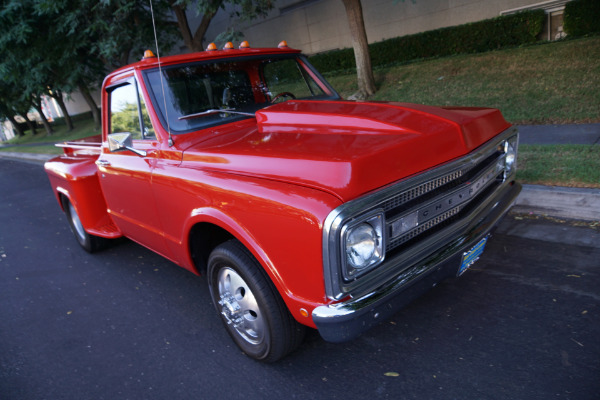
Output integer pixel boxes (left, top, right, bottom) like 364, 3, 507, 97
312, 180, 521, 343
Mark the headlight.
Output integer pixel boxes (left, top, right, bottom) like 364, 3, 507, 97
504, 136, 518, 177
341, 212, 385, 280
497, 135, 518, 180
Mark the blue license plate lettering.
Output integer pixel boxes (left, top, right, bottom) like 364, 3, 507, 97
458, 236, 488, 276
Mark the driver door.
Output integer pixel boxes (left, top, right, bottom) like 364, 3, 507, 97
97, 78, 171, 257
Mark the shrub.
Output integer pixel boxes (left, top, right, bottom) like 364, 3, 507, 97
564, 0, 600, 37
309, 9, 545, 74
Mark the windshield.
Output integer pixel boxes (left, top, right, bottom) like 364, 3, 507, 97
143, 54, 340, 133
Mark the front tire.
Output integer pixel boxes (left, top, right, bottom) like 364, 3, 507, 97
64, 199, 109, 253
207, 240, 305, 362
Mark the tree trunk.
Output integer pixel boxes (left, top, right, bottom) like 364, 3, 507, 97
21, 113, 37, 135
31, 97, 53, 136
119, 48, 131, 67
50, 90, 74, 131
5, 113, 24, 137
341, 0, 376, 99
171, 1, 220, 52
78, 83, 101, 130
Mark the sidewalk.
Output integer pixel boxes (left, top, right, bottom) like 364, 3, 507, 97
512, 123, 600, 222
1, 124, 599, 221
0, 151, 55, 163
517, 123, 600, 145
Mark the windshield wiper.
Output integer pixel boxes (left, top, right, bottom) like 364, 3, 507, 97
178, 108, 255, 120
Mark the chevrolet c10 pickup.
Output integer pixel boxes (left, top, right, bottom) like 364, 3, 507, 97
45, 41, 521, 362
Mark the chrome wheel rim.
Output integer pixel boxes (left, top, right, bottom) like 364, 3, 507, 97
217, 267, 265, 345
68, 203, 86, 242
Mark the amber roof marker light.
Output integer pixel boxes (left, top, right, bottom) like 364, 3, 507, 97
239, 41, 250, 49
278, 40, 289, 48
223, 42, 234, 50
142, 49, 156, 59
206, 42, 217, 51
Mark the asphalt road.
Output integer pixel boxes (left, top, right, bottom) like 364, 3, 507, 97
1, 158, 599, 400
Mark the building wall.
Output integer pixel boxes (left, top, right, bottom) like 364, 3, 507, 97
42, 89, 102, 122
61, 90, 102, 117
203, 0, 560, 55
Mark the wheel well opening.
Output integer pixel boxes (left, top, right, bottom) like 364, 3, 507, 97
189, 223, 235, 274
58, 192, 69, 212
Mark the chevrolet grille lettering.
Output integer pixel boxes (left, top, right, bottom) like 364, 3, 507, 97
390, 165, 500, 240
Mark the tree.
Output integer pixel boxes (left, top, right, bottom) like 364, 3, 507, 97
341, 0, 416, 99
0, 0, 178, 134
341, 0, 376, 100
170, 0, 274, 52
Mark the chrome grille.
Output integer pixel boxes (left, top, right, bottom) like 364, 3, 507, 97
382, 169, 464, 212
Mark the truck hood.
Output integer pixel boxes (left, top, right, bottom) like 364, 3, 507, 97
181, 100, 510, 201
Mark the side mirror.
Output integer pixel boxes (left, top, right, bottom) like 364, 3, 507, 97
108, 132, 147, 157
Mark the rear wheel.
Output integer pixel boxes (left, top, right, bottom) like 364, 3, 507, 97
207, 240, 305, 362
64, 199, 109, 253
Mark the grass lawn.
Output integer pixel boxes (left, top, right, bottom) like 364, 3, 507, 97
1, 116, 98, 145
517, 144, 600, 188
328, 36, 600, 125
2, 36, 599, 188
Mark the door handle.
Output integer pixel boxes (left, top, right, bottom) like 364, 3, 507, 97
96, 159, 111, 167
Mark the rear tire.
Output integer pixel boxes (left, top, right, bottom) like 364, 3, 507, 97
64, 199, 109, 253
207, 240, 305, 362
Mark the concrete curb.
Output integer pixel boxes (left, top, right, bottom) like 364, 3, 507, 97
0, 151, 55, 164
1, 151, 599, 222
514, 184, 600, 222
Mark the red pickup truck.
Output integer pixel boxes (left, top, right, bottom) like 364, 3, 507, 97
45, 42, 521, 362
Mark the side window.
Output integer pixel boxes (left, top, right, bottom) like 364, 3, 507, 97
109, 80, 155, 140
262, 59, 325, 100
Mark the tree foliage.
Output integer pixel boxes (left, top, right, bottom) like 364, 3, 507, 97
0, 0, 272, 138
0, 0, 177, 135
170, 0, 273, 52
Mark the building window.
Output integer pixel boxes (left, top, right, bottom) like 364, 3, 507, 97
500, 0, 571, 41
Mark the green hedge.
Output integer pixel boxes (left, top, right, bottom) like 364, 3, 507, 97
564, 0, 600, 37
309, 9, 545, 74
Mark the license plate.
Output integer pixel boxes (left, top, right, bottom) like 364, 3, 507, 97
458, 236, 488, 276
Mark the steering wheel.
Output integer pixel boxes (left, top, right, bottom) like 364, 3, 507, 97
270, 92, 296, 103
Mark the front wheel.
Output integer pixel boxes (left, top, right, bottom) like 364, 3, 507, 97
207, 240, 305, 362
64, 199, 109, 253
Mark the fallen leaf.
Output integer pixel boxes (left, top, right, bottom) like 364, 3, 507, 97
384, 372, 399, 377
